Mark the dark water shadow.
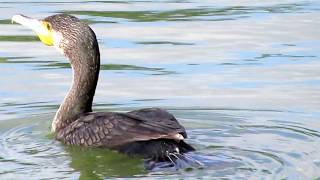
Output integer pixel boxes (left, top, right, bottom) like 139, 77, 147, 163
38, 62, 176, 75
61, 3, 311, 22
65, 146, 145, 179
0, 1, 130, 4
0, 19, 11, 24
136, 41, 194, 46
0, 56, 54, 64
0, 35, 38, 42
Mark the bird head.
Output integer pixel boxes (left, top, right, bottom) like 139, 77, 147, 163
12, 14, 98, 56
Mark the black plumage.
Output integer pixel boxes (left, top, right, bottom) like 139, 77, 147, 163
56, 108, 195, 161
14, 14, 195, 163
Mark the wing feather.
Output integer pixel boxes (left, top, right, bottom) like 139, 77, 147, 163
56, 108, 187, 149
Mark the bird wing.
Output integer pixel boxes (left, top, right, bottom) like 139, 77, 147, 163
127, 108, 187, 137
56, 108, 187, 148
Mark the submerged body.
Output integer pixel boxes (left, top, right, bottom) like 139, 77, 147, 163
57, 108, 194, 161
12, 14, 195, 162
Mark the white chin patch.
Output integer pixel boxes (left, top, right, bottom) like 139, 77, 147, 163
174, 133, 184, 141
52, 31, 65, 55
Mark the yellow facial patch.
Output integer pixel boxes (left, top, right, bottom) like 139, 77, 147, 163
36, 21, 54, 46
12, 15, 63, 52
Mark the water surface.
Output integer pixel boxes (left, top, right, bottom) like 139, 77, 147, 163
0, 0, 320, 179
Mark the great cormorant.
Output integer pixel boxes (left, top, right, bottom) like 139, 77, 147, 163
12, 14, 195, 163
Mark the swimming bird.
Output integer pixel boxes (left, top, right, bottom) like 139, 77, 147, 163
12, 14, 195, 164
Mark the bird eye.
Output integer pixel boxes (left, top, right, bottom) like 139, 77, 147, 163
46, 23, 51, 30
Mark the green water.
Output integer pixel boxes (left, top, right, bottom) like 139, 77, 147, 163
1, 0, 320, 179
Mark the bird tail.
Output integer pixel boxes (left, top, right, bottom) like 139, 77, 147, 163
145, 151, 204, 171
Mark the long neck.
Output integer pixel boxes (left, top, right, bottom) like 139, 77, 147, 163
52, 43, 100, 132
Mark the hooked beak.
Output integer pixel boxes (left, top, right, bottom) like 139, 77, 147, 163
13, 14, 41, 30
12, 14, 54, 46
